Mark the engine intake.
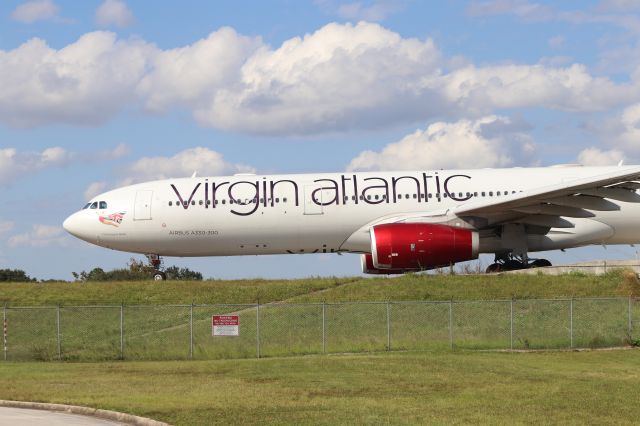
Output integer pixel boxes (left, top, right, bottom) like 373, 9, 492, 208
370, 223, 478, 271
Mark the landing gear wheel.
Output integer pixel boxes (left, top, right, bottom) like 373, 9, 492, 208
153, 271, 166, 281
531, 259, 552, 268
503, 259, 525, 271
486, 263, 502, 273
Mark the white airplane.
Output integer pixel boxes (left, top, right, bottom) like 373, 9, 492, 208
63, 165, 640, 280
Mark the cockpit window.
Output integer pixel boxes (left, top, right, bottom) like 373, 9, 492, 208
99, 201, 107, 209
90, 202, 98, 209
82, 203, 91, 210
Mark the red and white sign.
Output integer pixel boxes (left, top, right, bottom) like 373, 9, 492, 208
212, 315, 239, 336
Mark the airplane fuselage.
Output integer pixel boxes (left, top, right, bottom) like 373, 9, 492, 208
63, 166, 640, 264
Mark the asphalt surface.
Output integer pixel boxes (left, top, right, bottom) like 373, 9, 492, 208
0, 407, 125, 425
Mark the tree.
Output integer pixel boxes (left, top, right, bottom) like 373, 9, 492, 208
72, 258, 203, 281
0, 269, 36, 282
164, 266, 203, 281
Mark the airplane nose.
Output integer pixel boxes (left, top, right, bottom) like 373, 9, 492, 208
63, 213, 79, 236
63, 212, 92, 241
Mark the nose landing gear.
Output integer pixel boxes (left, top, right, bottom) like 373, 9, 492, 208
146, 254, 166, 281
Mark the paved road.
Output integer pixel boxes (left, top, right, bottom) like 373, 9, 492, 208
0, 407, 125, 425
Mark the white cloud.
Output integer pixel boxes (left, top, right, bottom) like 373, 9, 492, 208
11, 0, 59, 23
96, 0, 134, 27
8, 224, 68, 247
347, 116, 536, 171
84, 181, 108, 201
120, 147, 255, 184
2, 22, 640, 135
315, 0, 405, 21
467, 0, 640, 33
597, 0, 640, 12
0, 32, 154, 127
0, 146, 71, 186
0, 220, 14, 235
438, 63, 637, 114
137, 27, 261, 113
577, 148, 625, 166
548, 35, 565, 49
94, 143, 130, 161
583, 103, 640, 160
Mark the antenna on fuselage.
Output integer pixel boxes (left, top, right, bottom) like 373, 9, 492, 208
618, 160, 624, 166
191, 171, 198, 178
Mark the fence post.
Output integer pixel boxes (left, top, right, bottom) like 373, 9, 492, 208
569, 298, 574, 349
322, 302, 326, 354
120, 304, 124, 360
386, 302, 391, 351
449, 300, 453, 350
510, 299, 514, 350
3, 305, 6, 361
629, 296, 633, 340
56, 305, 61, 360
256, 302, 261, 359
189, 304, 194, 360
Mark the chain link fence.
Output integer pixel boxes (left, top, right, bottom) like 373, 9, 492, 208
2, 298, 637, 361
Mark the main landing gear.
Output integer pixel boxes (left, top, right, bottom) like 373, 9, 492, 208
486, 254, 552, 273
146, 254, 166, 281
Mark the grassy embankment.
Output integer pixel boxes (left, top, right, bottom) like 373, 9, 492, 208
0, 271, 638, 361
1, 350, 639, 425
0, 270, 634, 306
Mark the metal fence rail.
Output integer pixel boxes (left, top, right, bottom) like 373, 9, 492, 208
2, 297, 637, 361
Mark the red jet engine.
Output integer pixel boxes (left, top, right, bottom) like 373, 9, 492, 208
369, 223, 478, 271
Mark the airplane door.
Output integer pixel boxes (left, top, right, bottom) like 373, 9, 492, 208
134, 190, 153, 220
304, 185, 323, 215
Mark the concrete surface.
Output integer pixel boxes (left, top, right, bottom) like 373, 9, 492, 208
0, 407, 125, 425
0, 401, 169, 426
504, 259, 640, 275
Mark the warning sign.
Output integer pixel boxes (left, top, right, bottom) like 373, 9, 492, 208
212, 315, 239, 336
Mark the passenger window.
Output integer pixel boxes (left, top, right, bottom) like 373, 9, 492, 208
199, 200, 203, 205
169, 201, 173, 206
90, 202, 98, 209
284, 197, 288, 203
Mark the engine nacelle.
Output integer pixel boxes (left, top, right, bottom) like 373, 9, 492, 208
370, 223, 478, 271
361, 253, 410, 274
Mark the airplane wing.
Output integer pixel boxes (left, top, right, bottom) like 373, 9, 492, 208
452, 166, 640, 229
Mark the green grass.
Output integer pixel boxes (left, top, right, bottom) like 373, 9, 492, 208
0, 276, 356, 306
0, 270, 631, 307
1, 271, 637, 361
1, 350, 640, 425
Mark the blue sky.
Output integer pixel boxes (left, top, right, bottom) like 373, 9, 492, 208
2, 0, 640, 280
